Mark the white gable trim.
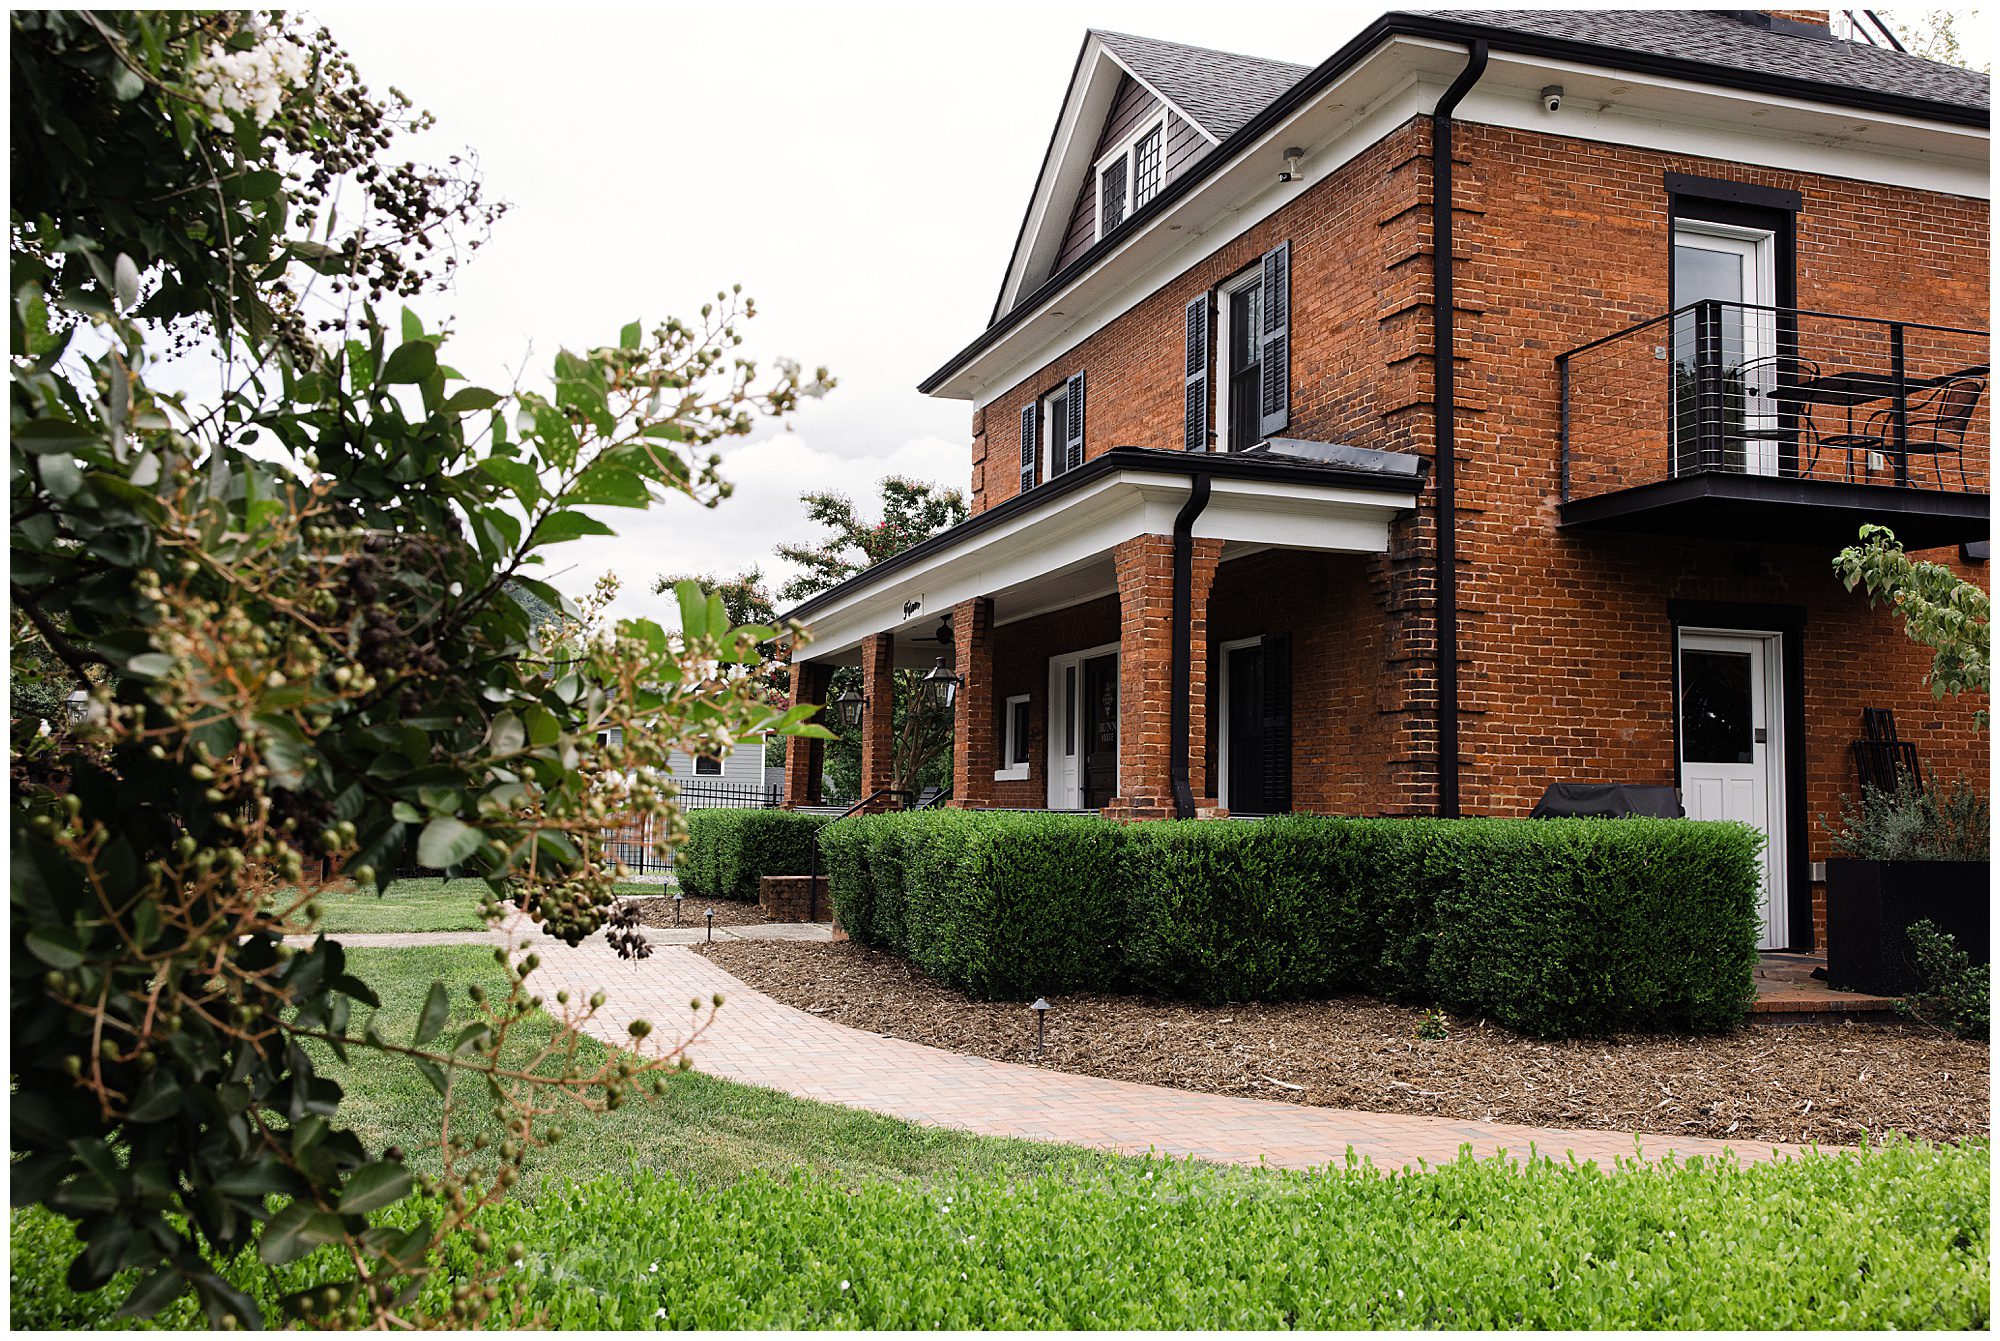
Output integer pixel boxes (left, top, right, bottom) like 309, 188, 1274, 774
1097, 46, 1223, 148
996, 36, 1232, 322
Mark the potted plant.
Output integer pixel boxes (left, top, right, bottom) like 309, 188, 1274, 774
1825, 773, 1989, 996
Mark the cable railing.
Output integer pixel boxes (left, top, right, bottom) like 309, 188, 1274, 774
1559, 301, 1989, 505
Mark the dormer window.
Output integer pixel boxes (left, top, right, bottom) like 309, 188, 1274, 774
1095, 116, 1166, 240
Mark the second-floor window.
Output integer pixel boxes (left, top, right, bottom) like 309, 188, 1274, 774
1225, 273, 1265, 453
1096, 118, 1165, 240
1040, 384, 1070, 484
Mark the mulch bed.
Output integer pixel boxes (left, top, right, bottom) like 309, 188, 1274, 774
626, 895, 768, 930
694, 940, 1989, 1148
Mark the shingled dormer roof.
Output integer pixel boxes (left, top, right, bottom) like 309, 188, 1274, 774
1092, 30, 1312, 141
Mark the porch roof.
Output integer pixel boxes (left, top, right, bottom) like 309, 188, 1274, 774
783, 444, 1422, 666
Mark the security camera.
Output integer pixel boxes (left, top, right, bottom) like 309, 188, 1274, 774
1278, 145, 1305, 184
1540, 85, 1563, 113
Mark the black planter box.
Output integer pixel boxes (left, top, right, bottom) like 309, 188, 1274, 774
1825, 858, 1990, 997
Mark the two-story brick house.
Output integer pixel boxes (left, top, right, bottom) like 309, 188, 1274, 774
781, 9, 1989, 952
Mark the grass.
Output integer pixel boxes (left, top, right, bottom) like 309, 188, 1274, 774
276, 878, 676, 935
10, 947, 1990, 1330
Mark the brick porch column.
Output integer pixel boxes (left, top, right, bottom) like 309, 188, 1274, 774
858, 632, 896, 805
782, 657, 829, 807
1104, 535, 1222, 820
949, 597, 995, 809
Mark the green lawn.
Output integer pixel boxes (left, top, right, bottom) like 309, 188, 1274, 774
279, 878, 676, 935
10, 946, 1990, 1330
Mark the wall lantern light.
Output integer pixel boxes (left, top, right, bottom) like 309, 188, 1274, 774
921, 658, 962, 712
830, 688, 866, 729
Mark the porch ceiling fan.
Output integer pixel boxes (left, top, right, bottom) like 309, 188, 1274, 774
905, 617, 954, 648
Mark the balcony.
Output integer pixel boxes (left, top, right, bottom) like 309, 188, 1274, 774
1558, 302, 1989, 550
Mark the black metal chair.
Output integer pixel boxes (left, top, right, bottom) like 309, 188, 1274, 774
1735, 354, 1825, 478
1819, 376, 1984, 489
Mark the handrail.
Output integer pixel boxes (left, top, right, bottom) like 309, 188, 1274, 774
918, 786, 954, 810
804, 786, 913, 920
1560, 300, 1991, 364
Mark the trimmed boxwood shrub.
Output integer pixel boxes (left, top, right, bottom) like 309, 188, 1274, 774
677, 809, 830, 901
829, 811, 1762, 1036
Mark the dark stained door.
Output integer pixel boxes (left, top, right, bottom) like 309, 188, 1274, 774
1224, 634, 1292, 815
1081, 653, 1119, 810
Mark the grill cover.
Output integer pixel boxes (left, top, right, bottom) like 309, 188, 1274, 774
1529, 783, 1684, 820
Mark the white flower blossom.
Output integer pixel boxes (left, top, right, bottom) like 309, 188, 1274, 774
839, 1280, 850, 1292
189, 31, 311, 133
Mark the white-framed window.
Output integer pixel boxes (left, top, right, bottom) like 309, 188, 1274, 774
694, 754, 722, 776
1212, 264, 1267, 453
996, 694, 1032, 782
1094, 114, 1166, 240
1038, 383, 1071, 484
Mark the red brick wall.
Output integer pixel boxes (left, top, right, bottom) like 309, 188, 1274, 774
956, 114, 1990, 879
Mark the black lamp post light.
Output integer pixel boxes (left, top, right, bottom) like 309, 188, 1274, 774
672, 891, 683, 927
1029, 997, 1052, 1056
705, 907, 715, 942
921, 657, 962, 713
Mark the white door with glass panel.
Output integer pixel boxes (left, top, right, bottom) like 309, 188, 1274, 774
1673, 222, 1778, 476
1677, 630, 1788, 949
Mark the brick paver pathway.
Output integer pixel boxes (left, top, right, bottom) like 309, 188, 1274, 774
499, 930, 1826, 1174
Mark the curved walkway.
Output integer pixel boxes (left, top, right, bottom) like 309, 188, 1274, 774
510, 930, 1825, 1173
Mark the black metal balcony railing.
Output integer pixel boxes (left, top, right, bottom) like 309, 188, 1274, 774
1559, 302, 1989, 505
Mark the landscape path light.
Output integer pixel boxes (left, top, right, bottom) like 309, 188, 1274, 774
672, 891, 683, 927
1030, 997, 1052, 1056
706, 907, 715, 942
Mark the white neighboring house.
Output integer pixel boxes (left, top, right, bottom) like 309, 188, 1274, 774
596, 729, 777, 807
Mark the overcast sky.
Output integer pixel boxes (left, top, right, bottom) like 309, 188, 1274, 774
317, 1, 1384, 625
320, 3, 1988, 627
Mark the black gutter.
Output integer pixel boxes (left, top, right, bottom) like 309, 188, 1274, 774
1432, 40, 1486, 821
781, 445, 1422, 623
919, 11, 1986, 395
1168, 473, 1212, 820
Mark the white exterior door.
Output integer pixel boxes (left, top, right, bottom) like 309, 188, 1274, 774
1678, 629, 1788, 949
1047, 642, 1118, 810
1673, 222, 1779, 476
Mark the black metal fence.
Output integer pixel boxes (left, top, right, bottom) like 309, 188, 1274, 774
394, 779, 783, 883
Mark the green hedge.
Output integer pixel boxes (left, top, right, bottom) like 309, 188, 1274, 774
677, 809, 830, 901
822, 812, 1762, 1035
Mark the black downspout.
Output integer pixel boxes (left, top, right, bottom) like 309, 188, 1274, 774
1432, 39, 1487, 820
1169, 472, 1213, 819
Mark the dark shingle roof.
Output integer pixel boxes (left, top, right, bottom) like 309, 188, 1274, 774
1431, 10, 1988, 111
1093, 30, 1312, 140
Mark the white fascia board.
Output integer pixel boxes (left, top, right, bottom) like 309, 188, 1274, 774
791, 471, 1416, 663
946, 34, 1987, 407
1466, 50, 1989, 200
1000, 37, 1125, 321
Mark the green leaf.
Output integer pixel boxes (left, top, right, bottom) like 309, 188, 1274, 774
259, 1201, 345, 1266
534, 510, 615, 546
676, 580, 711, 641
479, 456, 542, 507
122, 652, 174, 680
413, 980, 450, 1046
619, 319, 643, 349
25, 926, 85, 970
444, 386, 502, 413
417, 816, 485, 869
401, 307, 425, 343
379, 341, 438, 386
235, 169, 283, 200
338, 1161, 413, 1214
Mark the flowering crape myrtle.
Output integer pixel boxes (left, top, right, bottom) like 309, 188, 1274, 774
11, 10, 832, 1326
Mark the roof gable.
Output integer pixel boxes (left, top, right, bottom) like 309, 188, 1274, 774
990, 30, 1308, 322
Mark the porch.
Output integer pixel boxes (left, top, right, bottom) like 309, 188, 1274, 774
779, 443, 1424, 818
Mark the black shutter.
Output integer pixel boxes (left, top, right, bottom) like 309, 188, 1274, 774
1063, 371, 1085, 473
1018, 402, 1037, 494
1184, 294, 1209, 452
1258, 241, 1290, 439
1258, 632, 1292, 814
1099, 158, 1127, 233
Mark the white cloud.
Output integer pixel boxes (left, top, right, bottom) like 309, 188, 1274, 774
544, 431, 969, 628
